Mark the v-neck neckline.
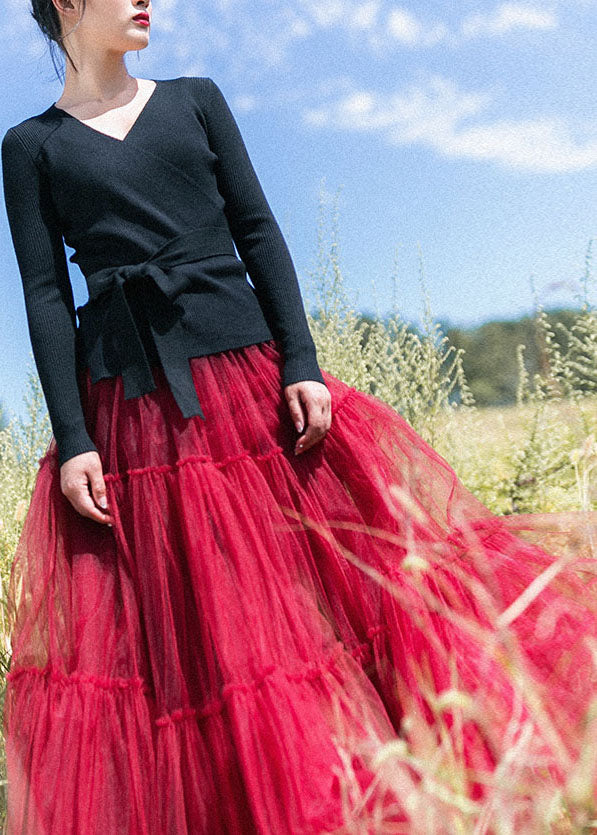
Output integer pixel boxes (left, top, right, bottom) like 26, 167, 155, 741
50, 79, 161, 143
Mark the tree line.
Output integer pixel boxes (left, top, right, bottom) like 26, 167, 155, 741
357, 307, 584, 408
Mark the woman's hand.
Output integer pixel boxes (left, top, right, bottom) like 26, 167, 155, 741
60, 450, 114, 527
284, 380, 332, 455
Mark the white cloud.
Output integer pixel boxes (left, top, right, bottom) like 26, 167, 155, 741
386, 7, 422, 44
303, 75, 597, 173
350, 1, 382, 30
300, 0, 347, 27
461, 4, 557, 39
379, 3, 558, 50
385, 9, 449, 47
232, 93, 259, 113
445, 116, 596, 171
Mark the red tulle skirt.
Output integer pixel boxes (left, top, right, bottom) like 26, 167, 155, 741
4, 338, 597, 834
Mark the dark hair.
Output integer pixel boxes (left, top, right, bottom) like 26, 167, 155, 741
30, 0, 86, 80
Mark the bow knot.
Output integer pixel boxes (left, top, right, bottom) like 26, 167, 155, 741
116, 262, 183, 303
119, 262, 159, 286
76, 225, 239, 421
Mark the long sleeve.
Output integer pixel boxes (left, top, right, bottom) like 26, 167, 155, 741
201, 77, 326, 389
1, 127, 98, 467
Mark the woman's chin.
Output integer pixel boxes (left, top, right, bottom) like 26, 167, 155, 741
126, 36, 151, 52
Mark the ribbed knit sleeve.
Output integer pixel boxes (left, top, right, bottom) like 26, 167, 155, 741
201, 77, 326, 389
1, 127, 98, 467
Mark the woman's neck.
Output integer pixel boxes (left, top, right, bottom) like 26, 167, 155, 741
55, 63, 138, 111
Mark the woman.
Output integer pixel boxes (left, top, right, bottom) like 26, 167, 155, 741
2, 0, 597, 832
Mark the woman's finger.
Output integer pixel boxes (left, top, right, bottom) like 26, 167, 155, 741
295, 394, 329, 454
284, 384, 307, 433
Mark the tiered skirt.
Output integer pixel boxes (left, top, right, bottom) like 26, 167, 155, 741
4, 339, 597, 833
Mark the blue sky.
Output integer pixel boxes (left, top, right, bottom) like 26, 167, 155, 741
0, 0, 595, 421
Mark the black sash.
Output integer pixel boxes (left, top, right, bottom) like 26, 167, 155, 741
76, 225, 238, 420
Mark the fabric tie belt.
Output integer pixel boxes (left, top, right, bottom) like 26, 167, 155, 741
76, 225, 238, 421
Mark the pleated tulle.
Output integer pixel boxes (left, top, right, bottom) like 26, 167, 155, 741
4, 338, 597, 833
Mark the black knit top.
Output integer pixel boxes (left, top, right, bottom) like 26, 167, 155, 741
1, 76, 325, 467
